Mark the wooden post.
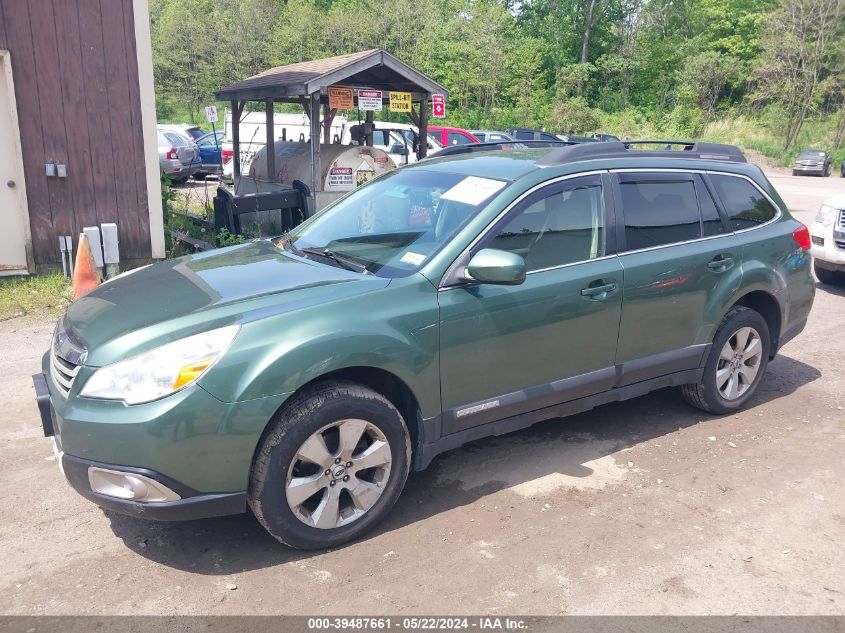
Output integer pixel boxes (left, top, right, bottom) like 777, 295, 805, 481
322, 105, 338, 144
309, 93, 321, 209
232, 100, 243, 178
418, 96, 429, 159
265, 98, 275, 182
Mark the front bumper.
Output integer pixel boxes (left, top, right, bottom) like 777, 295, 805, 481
793, 165, 825, 176
810, 221, 845, 270
61, 450, 247, 521
33, 363, 289, 521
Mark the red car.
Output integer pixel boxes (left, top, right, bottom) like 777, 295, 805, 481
427, 126, 479, 147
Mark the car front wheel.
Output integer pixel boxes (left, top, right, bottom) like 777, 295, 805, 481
249, 381, 411, 549
682, 306, 770, 414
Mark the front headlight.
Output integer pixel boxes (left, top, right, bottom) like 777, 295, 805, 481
80, 325, 240, 404
815, 204, 836, 227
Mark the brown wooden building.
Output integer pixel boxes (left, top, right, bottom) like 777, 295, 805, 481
0, 0, 163, 274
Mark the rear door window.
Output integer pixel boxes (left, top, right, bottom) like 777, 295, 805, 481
709, 174, 778, 230
618, 176, 701, 250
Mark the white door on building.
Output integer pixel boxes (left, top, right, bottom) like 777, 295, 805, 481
0, 51, 31, 275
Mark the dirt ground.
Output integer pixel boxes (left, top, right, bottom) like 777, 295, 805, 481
0, 171, 843, 616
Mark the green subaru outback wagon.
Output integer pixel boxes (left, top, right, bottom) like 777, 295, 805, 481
34, 142, 815, 548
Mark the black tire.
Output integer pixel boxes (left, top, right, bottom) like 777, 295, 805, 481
815, 262, 841, 285
681, 306, 770, 414
792, 170, 798, 176
249, 380, 411, 549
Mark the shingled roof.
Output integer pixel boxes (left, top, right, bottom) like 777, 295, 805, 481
216, 49, 448, 102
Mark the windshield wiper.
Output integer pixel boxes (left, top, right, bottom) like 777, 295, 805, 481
298, 247, 370, 274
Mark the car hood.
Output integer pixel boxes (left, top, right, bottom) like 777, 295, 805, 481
65, 240, 390, 366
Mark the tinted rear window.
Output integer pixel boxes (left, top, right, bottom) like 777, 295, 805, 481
620, 180, 701, 250
710, 174, 777, 230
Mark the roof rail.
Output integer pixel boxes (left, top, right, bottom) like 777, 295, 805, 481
535, 140, 747, 167
429, 139, 575, 159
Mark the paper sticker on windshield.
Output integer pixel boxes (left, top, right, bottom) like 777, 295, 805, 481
440, 177, 506, 206
400, 251, 426, 266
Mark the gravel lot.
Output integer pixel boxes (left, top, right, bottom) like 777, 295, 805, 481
0, 170, 843, 616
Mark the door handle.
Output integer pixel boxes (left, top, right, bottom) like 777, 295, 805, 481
707, 255, 735, 273
581, 281, 618, 300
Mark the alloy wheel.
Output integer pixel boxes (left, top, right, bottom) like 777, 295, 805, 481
285, 419, 392, 529
716, 326, 763, 400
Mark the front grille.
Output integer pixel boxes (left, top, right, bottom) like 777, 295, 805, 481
839, 210, 845, 231
50, 348, 80, 397
50, 316, 86, 398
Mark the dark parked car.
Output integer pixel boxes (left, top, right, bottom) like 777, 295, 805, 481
159, 124, 206, 142
35, 141, 814, 549
793, 149, 831, 177
194, 130, 224, 179
506, 127, 561, 142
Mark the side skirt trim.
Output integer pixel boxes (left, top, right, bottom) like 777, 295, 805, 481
414, 368, 703, 471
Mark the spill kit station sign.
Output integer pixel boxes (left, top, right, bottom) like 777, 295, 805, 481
389, 91, 412, 113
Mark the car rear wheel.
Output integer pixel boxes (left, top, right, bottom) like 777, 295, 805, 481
815, 262, 842, 285
681, 306, 770, 414
248, 381, 411, 549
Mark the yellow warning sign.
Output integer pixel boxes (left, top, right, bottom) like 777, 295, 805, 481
389, 91, 412, 113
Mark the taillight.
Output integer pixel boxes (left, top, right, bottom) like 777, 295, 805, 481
221, 149, 233, 165
165, 147, 178, 160
792, 223, 811, 251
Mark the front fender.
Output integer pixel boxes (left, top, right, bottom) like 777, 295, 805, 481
199, 276, 441, 419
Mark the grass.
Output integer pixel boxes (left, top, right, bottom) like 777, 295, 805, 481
0, 274, 72, 321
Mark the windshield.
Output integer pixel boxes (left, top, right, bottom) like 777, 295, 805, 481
284, 169, 509, 278
798, 151, 825, 159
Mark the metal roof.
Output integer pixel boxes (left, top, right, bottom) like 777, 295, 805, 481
216, 49, 448, 102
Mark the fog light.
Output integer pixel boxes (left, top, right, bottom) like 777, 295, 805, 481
88, 467, 181, 502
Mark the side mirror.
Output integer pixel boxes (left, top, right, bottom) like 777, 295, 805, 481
390, 143, 409, 156
465, 249, 526, 285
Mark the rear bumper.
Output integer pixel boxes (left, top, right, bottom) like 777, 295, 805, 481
161, 159, 201, 178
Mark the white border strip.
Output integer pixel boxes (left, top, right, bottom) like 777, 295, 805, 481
133, 0, 164, 259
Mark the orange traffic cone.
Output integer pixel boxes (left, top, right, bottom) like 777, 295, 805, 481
72, 233, 101, 300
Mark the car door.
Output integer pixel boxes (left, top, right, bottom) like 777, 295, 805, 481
612, 170, 742, 384
438, 173, 623, 435
197, 133, 221, 170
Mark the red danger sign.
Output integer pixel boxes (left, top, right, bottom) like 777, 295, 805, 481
432, 94, 445, 118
